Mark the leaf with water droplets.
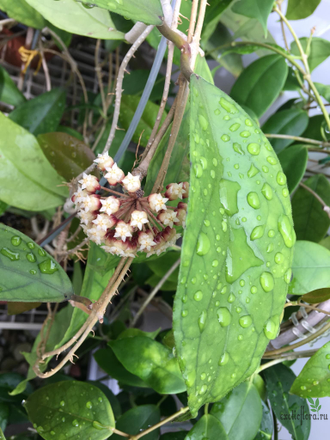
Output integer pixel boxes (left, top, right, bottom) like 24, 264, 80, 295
25, 381, 115, 439
111, 405, 160, 440
184, 414, 228, 440
0, 224, 73, 302
173, 75, 295, 414
263, 364, 311, 440
291, 341, 330, 398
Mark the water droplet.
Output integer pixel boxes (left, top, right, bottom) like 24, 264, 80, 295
220, 286, 227, 294
26, 252, 36, 263
250, 225, 264, 240
228, 293, 236, 303
86, 401, 92, 409
247, 192, 260, 209
38, 248, 46, 256
213, 158, 218, 166
268, 229, 275, 238
300, 385, 307, 390
232, 142, 244, 155
267, 156, 277, 165
274, 252, 284, 264
191, 277, 197, 284
282, 188, 289, 197
199, 156, 208, 169
72, 420, 79, 427
222, 221, 228, 232
247, 143, 260, 155
221, 134, 230, 142
212, 260, 219, 268
196, 233, 210, 256
251, 286, 257, 294
204, 219, 210, 227
181, 310, 188, 317
198, 310, 207, 332
219, 179, 240, 216
263, 316, 279, 339
326, 354, 330, 359
38, 259, 58, 274
230, 123, 240, 132
11, 236, 21, 246
260, 272, 274, 292
200, 373, 206, 380
313, 380, 319, 386
261, 183, 273, 200
277, 172, 287, 185
200, 384, 207, 394
262, 165, 269, 173
217, 308, 232, 327
240, 130, 251, 138
30, 269, 37, 275
245, 119, 253, 127
27, 242, 35, 249
266, 243, 274, 253
278, 214, 295, 248
284, 268, 292, 284
60, 401, 65, 407
214, 109, 221, 115
239, 315, 252, 328
219, 352, 229, 366
92, 421, 105, 430
219, 98, 238, 114
194, 163, 203, 178
194, 291, 203, 301
1, 248, 20, 261
198, 115, 208, 130
210, 170, 215, 179
50, 431, 55, 436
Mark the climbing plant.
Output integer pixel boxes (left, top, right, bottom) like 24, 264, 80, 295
0, 0, 330, 439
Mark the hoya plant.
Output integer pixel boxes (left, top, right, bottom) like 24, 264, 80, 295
0, 0, 330, 439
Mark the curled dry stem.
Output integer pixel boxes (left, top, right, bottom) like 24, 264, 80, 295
33, 257, 133, 378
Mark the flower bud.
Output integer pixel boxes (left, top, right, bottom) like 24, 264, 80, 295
94, 153, 114, 171
78, 173, 100, 193
181, 182, 189, 199
165, 182, 186, 200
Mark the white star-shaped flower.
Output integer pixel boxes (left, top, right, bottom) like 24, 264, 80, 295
78, 210, 94, 225
138, 232, 156, 252
104, 163, 125, 185
165, 182, 186, 200
92, 213, 116, 231
114, 221, 133, 242
73, 187, 89, 203
80, 195, 100, 212
122, 172, 141, 193
100, 196, 120, 215
87, 227, 106, 245
78, 173, 100, 192
94, 153, 114, 171
130, 210, 148, 230
148, 193, 168, 212
158, 210, 178, 228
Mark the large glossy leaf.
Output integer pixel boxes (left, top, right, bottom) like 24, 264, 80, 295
25, 0, 124, 39
292, 174, 330, 242
9, 89, 66, 136
111, 405, 160, 440
210, 382, 262, 440
230, 55, 288, 117
25, 381, 115, 439
232, 0, 274, 35
0, 65, 26, 107
185, 414, 228, 440
110, 335, 186, 394
0, 0, 45, 28
291, 341, 330, 398
314, 82, 330, 103
278, 145, 308, 193
263, 364, 311, 440
289, 240, 330, 295
291, 37, 330, 72
255, 401, 273, 440
38, 132, 95, 180
173, 75, 295, 414
301, 287, 330, 304
0, 224, 73, 302
119, 95, 167, 148
202, 0, 234, 44
0, 402, 9, 432
81, 0, 162, 25
286, 0, 321, 20
302, 114, 325, 142
262, 109, 309, 153
0, 113, 68, 210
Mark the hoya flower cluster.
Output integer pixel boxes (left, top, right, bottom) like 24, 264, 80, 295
72, 153, 189, 258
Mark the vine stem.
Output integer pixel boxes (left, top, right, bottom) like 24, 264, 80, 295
263, 321, 330, 358
257, 358, 288, 373
262, 348, 318, 360
285, 301, 330, 316
265, 133, 330, 147
299, 182, 330, 216
33, 258, 133, 378
132, 406, 189, 440
187, 0, 199, 43
131, 258, 180, 327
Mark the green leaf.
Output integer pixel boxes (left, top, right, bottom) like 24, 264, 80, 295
25, 0, 124, 39
289, 240, 330, 295
210, 382, 262, 440
302, 114, 325, 142
232, 0, 274, 36
38, 132, 95, 180
0, 0, 45, 28
0, 402, 9, 432
262, 109, 309, 153
0, 427, 4, 440
0, 201, 8, 217
174, 75, 295, 415
25, 381, 115, 439
57, 125, 83, 140
263, 364, 311, 440
314, 82, 330, 103
286, 0, 321, 20
110, 335, 186, 394
0, 65, 26, 107
291, 37, 330, 72
278, 145, 308, 193
111, 405, 160, 440
122, 70, 168, 101
0, 224, 73, 302
230, 55, 288, 117
147, 251, 180, 284
255, 401, 273, 440
185, 414, 228, 439
283, 67, 301, 91
0, 113, 68, 210
9, 89, 66, 136
81, 0, 162, 25
119, 95, 167, 147
301, 287, 330, 304
292, 174, 330, 242
94, 347, 149, 388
